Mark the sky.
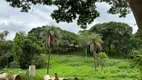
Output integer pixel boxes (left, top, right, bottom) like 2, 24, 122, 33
0, 0, 138, 40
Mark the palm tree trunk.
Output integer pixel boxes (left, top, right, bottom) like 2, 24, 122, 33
47, 48, 51, 74
128, 0, 142, 36
93, 51, 97, 71
85, 49, 88, 59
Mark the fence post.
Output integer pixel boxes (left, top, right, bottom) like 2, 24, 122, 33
29, 65, 36, 80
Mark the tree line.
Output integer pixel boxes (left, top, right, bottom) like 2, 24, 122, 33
0, 21, 141, 69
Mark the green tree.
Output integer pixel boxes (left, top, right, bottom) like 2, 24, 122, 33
130, 32, 142, 50
97, 52, 108, 71
0, 40, 13, 56
5, 0, 142, 36
29, 26, 79, 53
0, 40, 13, 68
41, 26, 62, 74
87, 33, 103, 70
132, 55, 142, 79
89, 22, 132, 57
78, 30, 90, 59
13, 32, 42, 68
0, 30, 9, 41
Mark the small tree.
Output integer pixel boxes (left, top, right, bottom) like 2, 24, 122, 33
13, 32, 42, 68
0, 30, 9, 41
87, 33, 103, 71
97, 52, 108, 71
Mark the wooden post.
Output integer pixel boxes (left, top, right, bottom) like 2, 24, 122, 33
29, 65, 36, 80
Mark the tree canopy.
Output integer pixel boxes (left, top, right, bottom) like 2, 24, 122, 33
89, 22, 132, 57
5, 0, 142, 36
29, 26, 79, 53
5, 0, 130, 27
13, 32, 43, 68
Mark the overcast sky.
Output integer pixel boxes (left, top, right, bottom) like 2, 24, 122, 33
0, 0, 138, 40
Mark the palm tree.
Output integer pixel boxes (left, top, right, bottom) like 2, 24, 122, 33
0, 30, 9, 41
41, 26, 62, 74
87, 33, 103, 71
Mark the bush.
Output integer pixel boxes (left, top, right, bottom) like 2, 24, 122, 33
98, 52, 109, 60
129, 49, 142, 58
31, 55, 46, 68
10, 61, 20, 68
0, 52, 14, 68
97, 52, 109, 70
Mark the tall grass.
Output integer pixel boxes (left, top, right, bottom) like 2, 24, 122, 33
0, 54, 139, 80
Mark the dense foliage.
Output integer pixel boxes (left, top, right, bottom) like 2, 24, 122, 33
12, 32, 44, 69
29, 26, 79, 53
0, 22, 142, 74
89, 22, 133, 57
5, 0, 129, 27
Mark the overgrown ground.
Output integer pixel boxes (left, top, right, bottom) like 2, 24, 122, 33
0, 54, 140, 80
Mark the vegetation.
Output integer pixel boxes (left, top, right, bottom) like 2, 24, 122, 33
1, 0, 142, 79
12, 32, 44, 69
89, 22, 133, 57
5, 0, 142, 36
0, 22, 142, 79
0, 54, 140, 80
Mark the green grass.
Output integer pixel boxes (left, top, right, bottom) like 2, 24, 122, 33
0, 54, 140, 80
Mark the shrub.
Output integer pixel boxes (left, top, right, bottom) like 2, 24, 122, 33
0, 52, 14, 68
97, 52, 109, 71
10, 61, 20, 68
132, 55, 142, 79
98, 52, 109, 59
31, 55, 46, 68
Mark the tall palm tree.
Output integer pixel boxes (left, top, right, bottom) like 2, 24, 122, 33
87, 33, 103, 71
41, 26, 62, 74
0, 30, 9, 41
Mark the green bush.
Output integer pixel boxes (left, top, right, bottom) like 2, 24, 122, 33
0, 52, 13, 68
31, 55, 46, 68
10, 61, 20, 68
98, 52, 109, 59
97, 52, 109, 70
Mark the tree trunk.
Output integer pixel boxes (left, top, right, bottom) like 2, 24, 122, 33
47, 48, 51, 74
93, 51, 97, 71
101, 63, 104, 71
128, 0, 142, 36
108, 43, 111, 56
85, 49, 87, 59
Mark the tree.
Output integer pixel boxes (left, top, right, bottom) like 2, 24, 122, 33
0, 30, 9, 41
87, 33, 103, 70
0, 40, 13, 56
132, 55, 142, 79
130, 32, 142, 50
41, 26, 62, 74
89, 22, 132, 57
97, 52, 108, 71
0, 40, 13, 68
13, 32, 42, 68
78, 30, 90, 59
5, 0, 142, 36
29, 26, 79, 53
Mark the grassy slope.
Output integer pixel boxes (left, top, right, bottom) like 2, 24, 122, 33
0, 54, 140, 80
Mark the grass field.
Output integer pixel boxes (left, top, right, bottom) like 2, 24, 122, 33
0, 54, 140, 80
